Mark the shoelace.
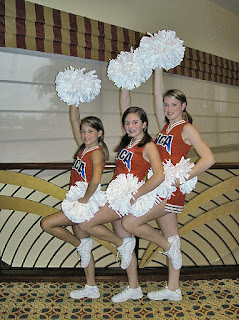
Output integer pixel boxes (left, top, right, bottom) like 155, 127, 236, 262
116, 239, 134, 263
121, 287, 130, 295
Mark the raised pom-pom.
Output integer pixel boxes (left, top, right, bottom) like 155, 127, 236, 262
107, 48, 152, 90
139, 30, 185, 70
55, 67, 101, 106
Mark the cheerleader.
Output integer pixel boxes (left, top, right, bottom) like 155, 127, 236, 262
120, 68, 215, 302
75, 106, 181, 302
40, 109, 108, 299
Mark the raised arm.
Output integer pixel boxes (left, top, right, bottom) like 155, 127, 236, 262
120, 89, 131, 115
69, 105, 82, 147
154, 68, 165, 130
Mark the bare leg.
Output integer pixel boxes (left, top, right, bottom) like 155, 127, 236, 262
112, 220, 139, 288
80, 204, 124, 247
40, 210, 80, 247
72, 224, 90, 240
122, 200, 171, 252
157, 213, 180, 290
111, 220, 143, 302
72, 225, 96, 286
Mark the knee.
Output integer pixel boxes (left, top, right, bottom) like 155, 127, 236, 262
40, 216, 49, 232
79, 221, 90, 233
121, 217, 134, 234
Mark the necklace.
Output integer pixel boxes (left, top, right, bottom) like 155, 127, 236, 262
166, 125, 172, 134
128, 139, 141, 148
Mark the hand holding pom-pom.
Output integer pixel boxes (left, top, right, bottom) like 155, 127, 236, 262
139, 30, 185, 71
175, 157, 198, 194
107, 48, 152, 90
180, 176, 198, 194
106, 173, 144, 216
55, 67, 101, 106
175, 157, 195, 184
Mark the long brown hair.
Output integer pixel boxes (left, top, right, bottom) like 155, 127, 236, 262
79, 116, 109, 160
115, 106, 152, 152
163, 89, 193, 124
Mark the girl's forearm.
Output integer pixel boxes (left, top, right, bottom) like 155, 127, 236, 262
188, 156, 215, 180
120, 89, 131, 114
79, 180, 100, 203
69, 105, 82, 147
154, 68, 165, 129
135, 174, 165, 199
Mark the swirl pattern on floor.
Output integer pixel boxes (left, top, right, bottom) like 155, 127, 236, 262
0, 279, 239, 319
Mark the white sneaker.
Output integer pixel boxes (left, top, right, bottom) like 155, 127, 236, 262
112, 286, 143, 303
117, 237, 136, 269
70, 284, 100, 299
147, 286, 182, 301
76, 237, 93, 268
165, 235, 182, 270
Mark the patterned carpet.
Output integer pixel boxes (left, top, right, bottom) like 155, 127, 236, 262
0, 279, 239, 319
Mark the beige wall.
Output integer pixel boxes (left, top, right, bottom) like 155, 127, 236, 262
1, 0, 238, 269
1, 48, 239, 163
0, 0, 239, 163
27, 0, 239, 62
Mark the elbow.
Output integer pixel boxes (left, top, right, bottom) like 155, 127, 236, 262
156, 172, 165, 185
211, 158, 216, 168
209, 154, 216, 167
91, 178, 101, 187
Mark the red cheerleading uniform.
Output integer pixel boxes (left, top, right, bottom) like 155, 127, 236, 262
70, 145, 105, 187
155, 120, 192, 213
114, 140, 151, 181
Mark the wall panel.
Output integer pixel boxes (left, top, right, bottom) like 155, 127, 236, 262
0, 48, 239, 163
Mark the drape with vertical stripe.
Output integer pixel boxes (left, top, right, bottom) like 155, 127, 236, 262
0, 0, 238, 86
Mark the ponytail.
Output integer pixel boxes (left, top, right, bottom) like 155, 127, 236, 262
183, 109, 193, 124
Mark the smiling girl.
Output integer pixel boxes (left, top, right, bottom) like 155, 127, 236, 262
71, 106, 182, 302
119, 68, 215, 302
40, 115, 109, 299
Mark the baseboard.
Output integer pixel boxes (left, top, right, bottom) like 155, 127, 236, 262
1, 265, 239, 282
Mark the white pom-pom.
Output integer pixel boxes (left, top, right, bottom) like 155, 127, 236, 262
107, 48, 152, 90
139, 30, 185, 70
62, 200, 94, 223
130, 188, 158, 217
65, 181, 88, 201
62, 182, 107, 223
180, 176, 198, 194
174, 157, 198, 194
163, 159, 177, 186
55, 66, 101, 106
175, 157, 195, 184
147, 163, 176, 201
106, 173, 144, 216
